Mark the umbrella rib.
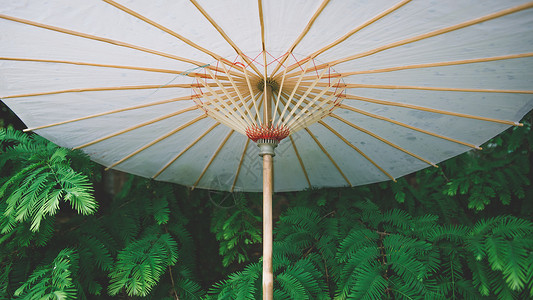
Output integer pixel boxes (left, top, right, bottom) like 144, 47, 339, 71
276, 60, 312, 126
285, 77, 344, 130
73, 105, 199, 149
303, 128, 352, 186
318, 120, 395, 181
101, 0, 245, 79
24, 94, 200, 132
289, 135, 312, 188
336, 105, 482, 150
205, 68, 254, 127
329, 114, 438, 167
231, 138, 250, 192
218, 62, 256, 126
0, 57, 221, 78
336, 83, 533, 94
189, 0, 263, 77
0, 13, 212, 68
194, 81, 247, 133
192, 129, 235, 189
275, 0, 411, 78
1, 83, 226, 99
338, 53, 533, 77
153, 122, 221, 179
281, 66, 331, 127
270, 0, 330, 77
344, 94, 522, 126
105, 115, 208, 170
270, 91, 312, 188
287, 1, 533, 76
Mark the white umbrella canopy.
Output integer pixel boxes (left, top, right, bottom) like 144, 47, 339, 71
2, 1, 533, 298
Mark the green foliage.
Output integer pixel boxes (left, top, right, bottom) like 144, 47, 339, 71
108, 228, 178, 296
211, 194, 262, 266
0, 128, 96, 232
14, 248, 79, 299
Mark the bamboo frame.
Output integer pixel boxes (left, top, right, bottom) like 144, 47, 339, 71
24, 95, 199, 132
153, 122, 221, 179
2, 83, 225, 100
194, 83, 247, 133
270, 0, 331, 77
192, 129, 235, 189
331, 114, 438, 167
275, 0, 411, 78
284, 2, 533, 77
231, 138, 250, 193
0, 57, 219, 78
105, 115, 207, 170
219, 62, 256, 126
189, 0, 263, 77
276, 60, 312, 126
205, 68, 254, 127
289, 135, 312, 188
321, 83, 533, 94
0, 14, 207, 67
318, 120, 395, 181
336, 105, 482, 150
304, 128, 351, 186
73, 106, 198, 149
343, 94, 522, 126
102, 0, 244, 78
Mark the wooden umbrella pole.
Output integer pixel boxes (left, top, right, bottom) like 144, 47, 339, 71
257, 141, 276, 300
262, 152, 274, 300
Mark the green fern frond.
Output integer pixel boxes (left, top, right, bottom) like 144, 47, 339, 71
14, 249, 79, 300
108, 232, 178, 296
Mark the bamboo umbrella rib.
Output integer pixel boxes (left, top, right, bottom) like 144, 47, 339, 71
289, 91, 344, 133
333, 83, 533, 94
105, 115, 208, 170
338, 53, 533, 77
344, 94, 522, 126
289, 135, 312, 188
258, 0, 268, 101
101, 0, 244, 78
318, 120, 395, 181
0, 57, 221, 78
317, 2, 533, 74
192, 130, 235, 189
310, 0, 412, 60
284, 52, 533, 81
231, 138, 250, 192
73, 105, 198, 149
193, 88, 246, 134
1, 83, 224, 100
276, 60, 312, 126
336, 105, 481, 150
284, 77, 343, 129
281, 66, 330, 126
205, 68, 253, 127
153, 122, 220, 179
277, 0, 411, 77
219, 62, 256, 125
0, 13, 210, 68
271, 61, 290, 125
270, 0, 330, 77
304, 128, 351, 186
240, 60, 262, 122
195, 80, 248, 132
288, 1, 533, 76
189, 0, 263, 77
24, 94, 199, 132
329, 2, 533, 67
330, 114, 437, 167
